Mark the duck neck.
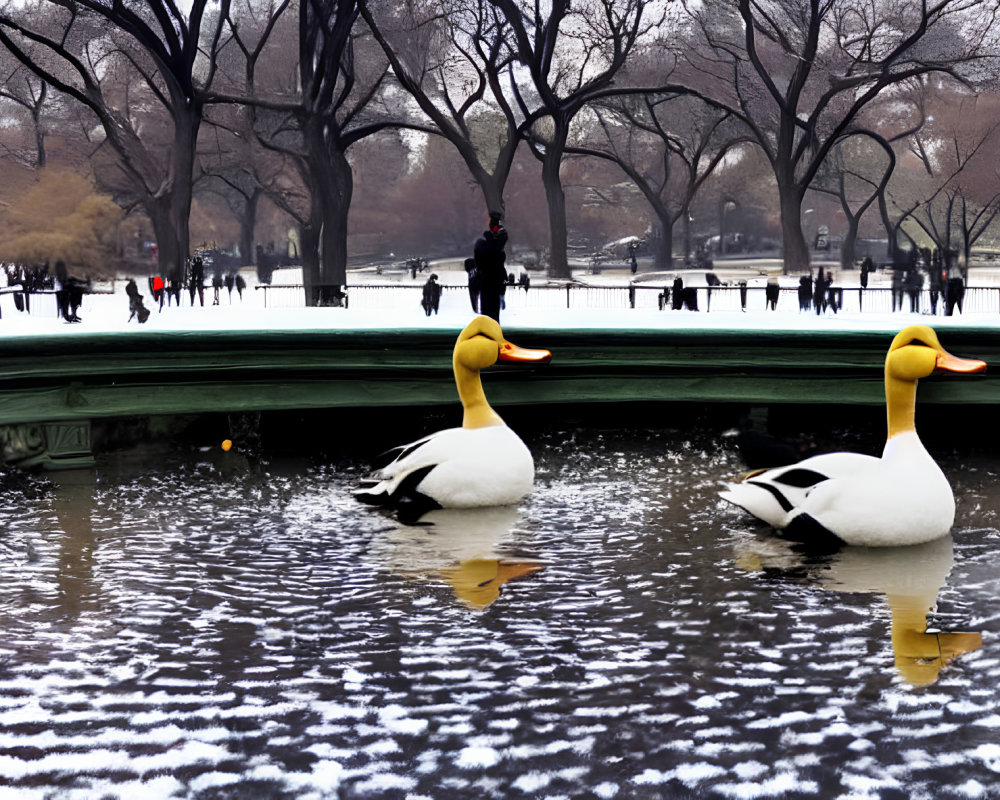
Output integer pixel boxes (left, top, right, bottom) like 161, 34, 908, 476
885, 372, 918, 440
455, 362, 504, 429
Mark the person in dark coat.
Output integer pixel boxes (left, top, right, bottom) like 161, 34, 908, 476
189, 256, 205, 306
421, 273, 442, 316
126, 279, 150, 323
813, 269, 828, 315
473, 211, 508, 322
463, 257, 480, 312
860, 256, 873, 290
66, 275, 88, 320
904, 267, 923, 313
671, 276, 684, 310
765, 276, 779, 310
891, 268, 904, 311
212, 269, 223, 304
929, 251, 943, 314
798, 271, 813, 311
945, 257, 965, 316
826, 270, 840, 314
54, 260, 71, 321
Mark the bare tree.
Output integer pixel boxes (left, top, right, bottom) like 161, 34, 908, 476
199, 0, 296, 273
361, 0, 523, 221
569, 93, 750, 268
0, 0, 231, 283
890, 89, 1000, 266
809, 91, 926, 268
0, 58, 49, 168
490, 0, 666, 278
209, 0, 400, 302
681, 0, 999, 272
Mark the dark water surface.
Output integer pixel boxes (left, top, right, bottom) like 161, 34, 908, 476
0, 425, 998, 799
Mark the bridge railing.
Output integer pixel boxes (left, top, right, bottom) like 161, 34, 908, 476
256, 282, 1000, 315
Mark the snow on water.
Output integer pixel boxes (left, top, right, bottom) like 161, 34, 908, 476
0, 432, 995, 798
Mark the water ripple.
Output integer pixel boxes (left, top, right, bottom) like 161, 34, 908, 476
0, 430, 995, 798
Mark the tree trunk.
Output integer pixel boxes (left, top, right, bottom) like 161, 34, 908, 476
540, 130, 570, 280
298, 119, 352, 305
147, 102, 199, 283
542, 159, 569, 279
170, 104, 198, 274
299, 216, 321, 304
240, 190, 259, 268
779, 189, 810, 273
145, 196, 183, 283
840, 215, 859, 270
657, 218, 673, 270
681, 213, 692, 265
318, 148, 352, 297
32, 102, 45, 169
472, 170, 505, 218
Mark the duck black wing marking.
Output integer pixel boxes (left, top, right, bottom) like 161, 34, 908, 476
770, 468, 829, 488
744, 480, 795, 512
355, 463, 442, 524
744, 467, 830, 514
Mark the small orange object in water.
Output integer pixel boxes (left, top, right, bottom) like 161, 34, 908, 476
221, 439, 233, 452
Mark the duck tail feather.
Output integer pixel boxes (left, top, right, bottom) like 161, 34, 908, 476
371, 435, 434, 470
354, 482, 391, 506
390, 464, 442, 524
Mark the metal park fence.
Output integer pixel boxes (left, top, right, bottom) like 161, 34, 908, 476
256, 282, 1000, 316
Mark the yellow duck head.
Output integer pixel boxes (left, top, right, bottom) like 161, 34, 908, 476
453, 315, 551, 429
885, 326, 985, 439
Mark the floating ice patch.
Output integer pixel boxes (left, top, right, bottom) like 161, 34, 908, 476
512, 772, 551, 793
634, 762, 726, 787
747, 710, 815, 728
955, 779, 989, 797
351, 772, 416, 793
971, 743, 1000, 771
715, 773, 819, 798
455, 745, 500, 769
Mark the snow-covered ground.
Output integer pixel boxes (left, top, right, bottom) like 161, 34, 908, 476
3, 262, 1000, 338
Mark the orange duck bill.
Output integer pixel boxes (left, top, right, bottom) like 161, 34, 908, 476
497, 341, 552, 364
935, 352, 987, 374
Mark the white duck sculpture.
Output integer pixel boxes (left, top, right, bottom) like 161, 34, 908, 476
355, 315, 551, 521
720, 325, 985, 547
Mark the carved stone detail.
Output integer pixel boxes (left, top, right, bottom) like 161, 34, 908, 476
0, 420, 94, 470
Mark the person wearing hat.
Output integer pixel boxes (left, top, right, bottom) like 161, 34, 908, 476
473, 210, 508, 322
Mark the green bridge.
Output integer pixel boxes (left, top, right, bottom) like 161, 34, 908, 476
1, 325, 997, 469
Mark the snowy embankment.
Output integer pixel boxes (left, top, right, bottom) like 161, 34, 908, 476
2, 263, 999, 338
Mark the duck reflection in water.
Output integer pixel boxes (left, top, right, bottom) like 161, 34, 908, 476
735, 535, 982, 686
380, 506, 543, 610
